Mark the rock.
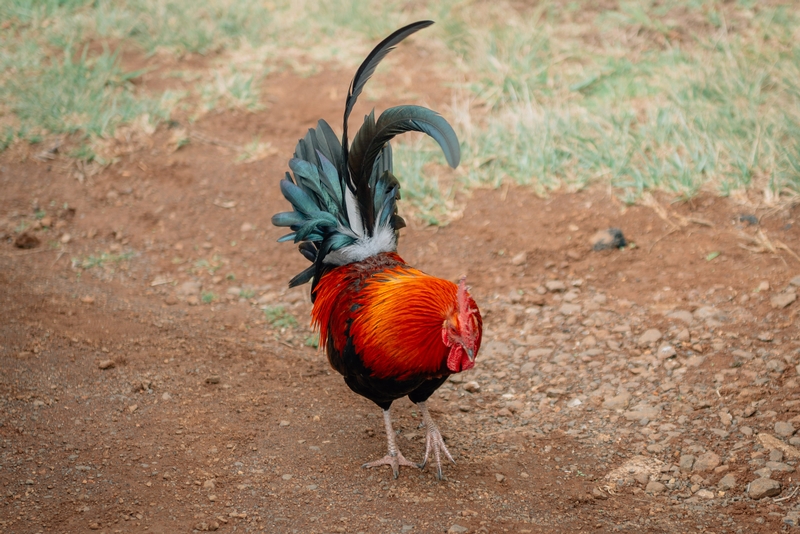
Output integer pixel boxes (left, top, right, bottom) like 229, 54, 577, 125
645, 480, 666, 494
559, 303, 582, 315
679, 455, 695, 472
567, 398, 583, 408
638, 329, 662, 346
775, 421, 796, 437
790, 275, 800, 287
206, 375, 221, 384
495, 473, 506, 482
769, 449, 784, 462
623, 403, 660, 421
758, 331, 774, 342
545, 280, 566, 292
667, 310, 694, 324
240, 222, 254, 232
693, 306, 722, 321
784, 511, 800, 528
506, 400, 524, 413
603, 392, 631, 411
693, 452, 721, 472
528, 348, 553, 359
732, 349, 754, 361
591, 228, 626, 250
203, 479, 215, 489
748, 478, 781, 499
177, 280, 201, 297
279, 420, 290, 427
482, 340, 512, 359
60, 233, 72, 244
757, 433, 800, 459
771, 292, 796, 309
463, 381, 481, 393
164, 295, 178, 306
767, 359, 787, 374
718, 474, 737, 490
754, 467, 772, 479
696, 489, 715, 499
766, 461, 794, 473
281, 474, 292, 480
448, 525, 468, 534
510, 252, 527, 266
657, 344, 676, 360
98, 359, 115, 370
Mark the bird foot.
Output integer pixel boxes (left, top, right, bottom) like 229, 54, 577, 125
362, 451, 420, 479
421, 425, 455, 480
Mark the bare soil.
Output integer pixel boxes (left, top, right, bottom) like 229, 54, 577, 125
2, 51, 800, 534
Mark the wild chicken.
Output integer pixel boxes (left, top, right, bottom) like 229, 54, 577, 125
272, 20, 482, 480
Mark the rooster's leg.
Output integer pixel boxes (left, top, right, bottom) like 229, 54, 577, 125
362, 408, 418, 479
416, 401, 455, 480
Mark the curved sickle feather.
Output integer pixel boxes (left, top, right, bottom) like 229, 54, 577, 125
341, 20, 434, 191
348, 105, 460, 233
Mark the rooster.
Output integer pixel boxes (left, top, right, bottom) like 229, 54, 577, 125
272, 20, 482, 480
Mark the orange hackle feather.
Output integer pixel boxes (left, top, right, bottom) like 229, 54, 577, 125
312, 252, 459, 381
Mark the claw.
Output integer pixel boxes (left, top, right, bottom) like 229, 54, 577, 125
363, 451, 419, 479
417, 401, 455, 480
364, 408, 420, 478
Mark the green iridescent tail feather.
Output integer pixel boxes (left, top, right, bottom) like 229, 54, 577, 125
272, 20, 461, 292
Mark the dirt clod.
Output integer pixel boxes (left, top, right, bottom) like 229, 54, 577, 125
14, 232, 40, 249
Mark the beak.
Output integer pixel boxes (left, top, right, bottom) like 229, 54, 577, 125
464, 345, 475, 362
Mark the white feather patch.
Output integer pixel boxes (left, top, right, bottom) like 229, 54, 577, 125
323, 222, 396, 266
344, 188, 364, 238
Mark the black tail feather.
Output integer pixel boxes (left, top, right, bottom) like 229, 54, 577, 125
341, 20, 434, 195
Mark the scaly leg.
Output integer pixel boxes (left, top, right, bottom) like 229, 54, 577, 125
416, 401, 455, 480
362, 408, 418, 479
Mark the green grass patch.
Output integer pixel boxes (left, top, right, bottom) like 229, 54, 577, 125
263, 306, 298, 329
72, 251, 134, 270
2, 0, 798, 213
239, 288, 256, 299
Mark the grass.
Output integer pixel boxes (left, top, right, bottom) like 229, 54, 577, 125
263, 306, 298, 329
72, 251, 134, 270
239, 288, 256, 299
1, 0, 798, 214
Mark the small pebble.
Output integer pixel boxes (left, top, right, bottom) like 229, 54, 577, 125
463, 381, 481, 393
